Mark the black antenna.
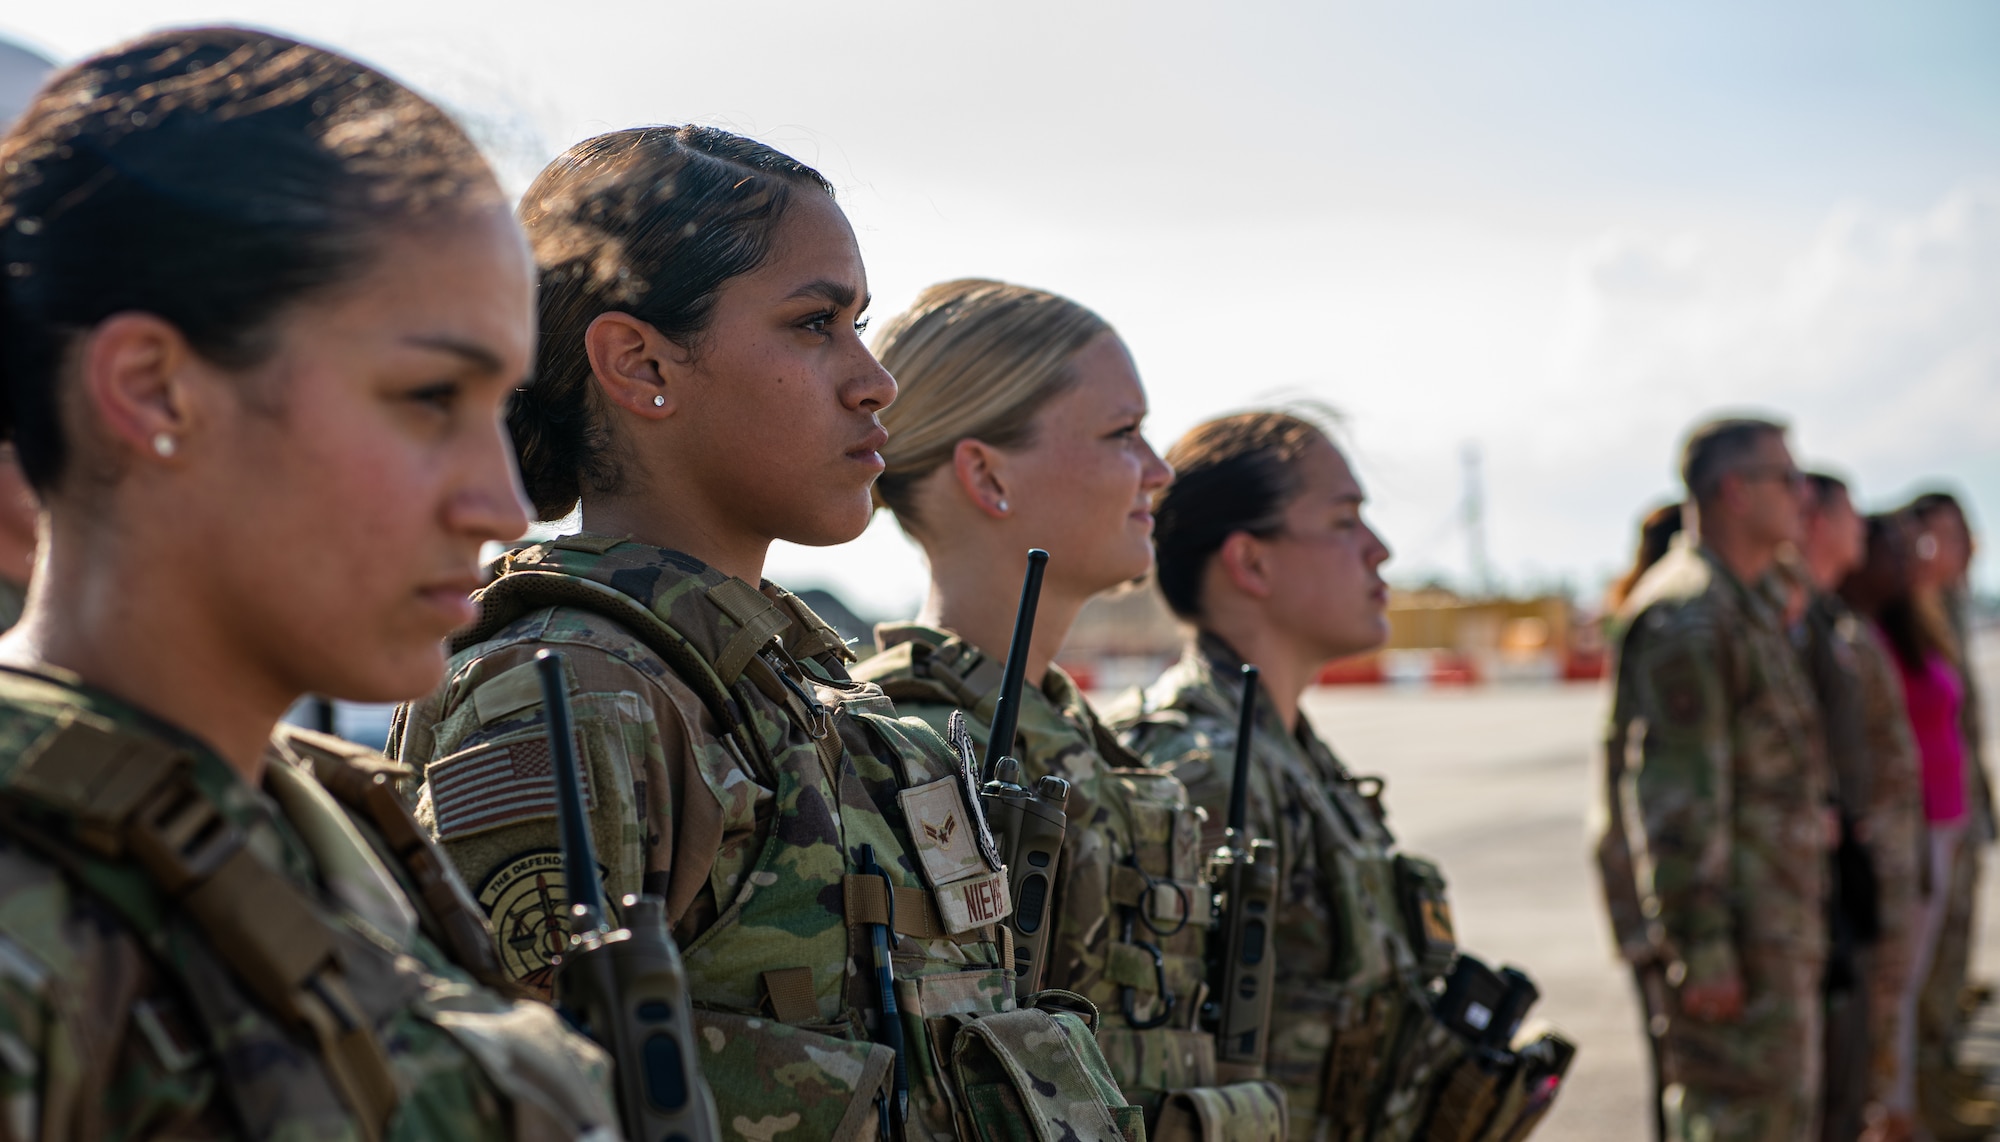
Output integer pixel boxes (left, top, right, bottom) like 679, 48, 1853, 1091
536, 649, 607, 935
1229, 665, 1259, 835
984, 549, 1049, 782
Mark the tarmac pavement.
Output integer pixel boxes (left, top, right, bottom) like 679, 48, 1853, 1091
1294, 635, 2000, 1142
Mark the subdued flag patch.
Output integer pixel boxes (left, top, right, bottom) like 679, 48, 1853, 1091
430, 736, 593, 840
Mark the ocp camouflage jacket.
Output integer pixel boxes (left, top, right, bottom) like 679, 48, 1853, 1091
392, 537, 1146, 1142
1600, 536, 1830, 993
1109, 634, 1427, 1142
856, 623, 1287, 1142
0, 666, 616, 1141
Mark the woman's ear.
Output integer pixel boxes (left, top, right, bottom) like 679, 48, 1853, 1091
1215, 530, 1275, 600
950, 437, 1013, 520
79, 312, 201, 467
585, 312, 679, 417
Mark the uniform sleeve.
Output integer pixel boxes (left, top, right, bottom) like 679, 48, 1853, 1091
1626, 619, 1740, 988
405, 638, 728, 995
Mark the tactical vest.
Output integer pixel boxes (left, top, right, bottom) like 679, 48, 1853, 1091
0, 667, 613, 1142
1111, 643, 1446, 1142
855, 627, 1287, 1142
436, 538, 1147, 1142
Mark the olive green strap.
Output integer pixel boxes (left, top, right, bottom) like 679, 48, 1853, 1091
455, 569, 767, 769
4, 716, 400, 1140
281, 725, 522, 999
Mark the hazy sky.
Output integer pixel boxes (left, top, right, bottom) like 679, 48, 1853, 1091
8, 2, 1998, 612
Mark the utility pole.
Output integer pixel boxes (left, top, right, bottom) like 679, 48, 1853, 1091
1461, 442, 1493, 597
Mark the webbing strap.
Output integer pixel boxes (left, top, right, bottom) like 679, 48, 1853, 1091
922, 641, 1006, 708
3, 717, 401, 1139
281, 726, 518, 997
1109, 865, 1150, 910
761, 967, 820, 1023
843, 873, 950, 940
707, 580, 792, 685
452, 570, 764, 767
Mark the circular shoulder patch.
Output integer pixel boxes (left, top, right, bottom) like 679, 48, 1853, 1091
476, 849, 585, 991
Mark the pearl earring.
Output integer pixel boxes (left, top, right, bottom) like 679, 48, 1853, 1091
653, 394, 666, 407
996, 499, 1010, 514
152, 433, 176, 458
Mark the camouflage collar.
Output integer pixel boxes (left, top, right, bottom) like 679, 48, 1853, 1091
0, 665, 318, 883
502, 535, 856, 675
1684, 537, 1788, 631
1186, 632, 1334, 762
871, 620, 1131, 768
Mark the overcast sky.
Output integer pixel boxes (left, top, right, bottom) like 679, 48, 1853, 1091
8, 2, 1998, 613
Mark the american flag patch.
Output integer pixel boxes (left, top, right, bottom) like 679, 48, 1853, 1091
429, 737, 593, 841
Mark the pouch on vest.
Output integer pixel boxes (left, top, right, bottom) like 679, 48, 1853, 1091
1375, 960, 1572, 1142
1394, 854, 1457, 982
1408, 1025, 1575, 1142
1150, 1079, 1288, 1142
690, 1010, 894, 1142
935, 991, 1148, 1142
1316, 985, 1401, 1140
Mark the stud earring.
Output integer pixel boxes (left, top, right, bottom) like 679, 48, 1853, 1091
152, 433, 176, 458
653, 394, 666, 407
996, 499, 1010, 514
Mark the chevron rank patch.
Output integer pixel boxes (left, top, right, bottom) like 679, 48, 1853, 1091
899, 776, 986, 886
898, 775, 1013, 934
429, 735, 592, 841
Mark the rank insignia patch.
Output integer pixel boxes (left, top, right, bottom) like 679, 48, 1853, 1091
900, 777, 988, 887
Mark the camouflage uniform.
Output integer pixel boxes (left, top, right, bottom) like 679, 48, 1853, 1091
1110, 634, 1433, 1142
0, 665, 617, 1140
392, 537, 1146, 1142
1797, 592, 1881, 1140
1845, 622, 1923, 1107
1601, 536, 1831, 1142
853, 623, 1288, 1142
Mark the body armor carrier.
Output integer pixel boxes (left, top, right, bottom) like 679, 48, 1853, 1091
855, 626, 1288, 1142
427, 538, 1146, 1141
0, 667, 613, 1141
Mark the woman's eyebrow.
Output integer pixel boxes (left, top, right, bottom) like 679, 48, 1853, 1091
784, 279, 867, 311
403, 334, 503, 373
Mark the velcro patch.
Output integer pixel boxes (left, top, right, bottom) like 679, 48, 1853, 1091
430, 736, 591, 840
898, 777, 989, 887
937, 869, 1012, 933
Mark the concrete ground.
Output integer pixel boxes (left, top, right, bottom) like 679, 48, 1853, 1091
1294, 636, 2000, 1142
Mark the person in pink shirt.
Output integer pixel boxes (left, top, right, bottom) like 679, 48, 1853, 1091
1849, 509, 1971, 1131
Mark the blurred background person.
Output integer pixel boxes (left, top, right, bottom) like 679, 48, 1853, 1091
1900, 491, 1992, 1138
0, 443, 36, 630
851, 280, 1288, 1137
1796, 473, 1885, 1142
1599, 416, 1827, 1142
1840, 513, 1930, 1142
1599, 498, 1686, 1142
1608, 501, 1687, 612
